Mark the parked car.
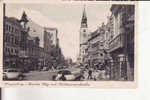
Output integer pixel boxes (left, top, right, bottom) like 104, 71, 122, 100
52, 70, 84, 81
3, 68, 25, 80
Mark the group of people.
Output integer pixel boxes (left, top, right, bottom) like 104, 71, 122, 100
80, 67, 106, 81
78, 61, 111, 81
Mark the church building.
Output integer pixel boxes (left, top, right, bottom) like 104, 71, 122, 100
79, 6, 89, 64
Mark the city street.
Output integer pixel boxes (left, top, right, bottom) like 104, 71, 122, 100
3, 4, 135, 81
23, 71, 56, 80
23, 67, 81, 81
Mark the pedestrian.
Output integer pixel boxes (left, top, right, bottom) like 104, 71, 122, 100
88, 69, 92, 80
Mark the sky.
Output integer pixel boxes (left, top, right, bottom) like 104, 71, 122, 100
5, 3, 111, 62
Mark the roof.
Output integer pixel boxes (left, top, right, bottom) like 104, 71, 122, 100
5, 16, 21, 26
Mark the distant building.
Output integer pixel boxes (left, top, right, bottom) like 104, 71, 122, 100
26, 18, 44, 48
44, 27, 62, 68
44, 28, 53, 53
44, 27, 59, 47
43, 28, 53, 67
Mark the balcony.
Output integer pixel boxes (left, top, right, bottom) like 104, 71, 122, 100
108, 33, 125, 53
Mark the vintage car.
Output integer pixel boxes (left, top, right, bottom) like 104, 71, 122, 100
3, 68, 25, 80
52, 70, 84, 81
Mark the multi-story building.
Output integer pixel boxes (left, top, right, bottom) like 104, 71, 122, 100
107, 4, 135, 81
19, 12, 43, 70
45, 27, 59, 47
87, 23, 106, 68
44, 27, 61, 68
104, 15, 114, 50
44, 27, 59, 52
79, 6, 89, 64
44, 28, 53, 53
26, 36, 40, 70
3, 16, 22, 68
18, 11, 32, 71
43, 27, 54, 67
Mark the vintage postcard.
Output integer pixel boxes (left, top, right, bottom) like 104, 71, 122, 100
0, 1, 138, 88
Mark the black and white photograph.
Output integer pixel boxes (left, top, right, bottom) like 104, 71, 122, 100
2, 3, 135, 82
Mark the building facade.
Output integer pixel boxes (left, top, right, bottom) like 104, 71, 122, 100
44, 27, 63, 68
107, 5, 135, 81
44, 27, 55, 67
3, 16, 22, 68
3, 10, 64, 71
87, 23, 106, 68
26, 36, 40, 70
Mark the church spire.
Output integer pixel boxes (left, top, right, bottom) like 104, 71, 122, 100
20, 11, 28, 23
81, 5, 88, 28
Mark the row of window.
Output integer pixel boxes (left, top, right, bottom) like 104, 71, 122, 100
5, 47, 18, 55
5, 24, 19, 34
28, 48, 39, 54
5, 35, 19, 45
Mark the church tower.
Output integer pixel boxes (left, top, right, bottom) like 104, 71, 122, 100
79, 5, 89, 63
80, 5, 89, 45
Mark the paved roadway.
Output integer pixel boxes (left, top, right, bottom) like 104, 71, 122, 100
23, 71, 57, 80
23, 67, 81, 81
